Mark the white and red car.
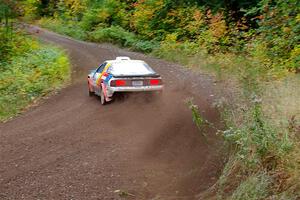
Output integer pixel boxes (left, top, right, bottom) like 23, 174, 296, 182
87, 57, 163, 104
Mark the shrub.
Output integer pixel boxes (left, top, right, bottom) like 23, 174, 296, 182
153, 33, 200, 64
88, 25, 136, 46
131, 0, 165, 38
88, 25, 159, 53
0, 33, 70, 121
132, 40, 159, 53
0, 29, 13, 62
79, 8, 104, 31
38, 18, 86, 40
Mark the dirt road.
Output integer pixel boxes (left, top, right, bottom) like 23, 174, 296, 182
0, 27, 223, 200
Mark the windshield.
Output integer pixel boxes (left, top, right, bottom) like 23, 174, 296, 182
108, 61, 156, 76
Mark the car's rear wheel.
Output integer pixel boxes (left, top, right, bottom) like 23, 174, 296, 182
100, 88, 106, 105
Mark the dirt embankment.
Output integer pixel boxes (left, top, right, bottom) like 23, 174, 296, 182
0, 26, 224, 200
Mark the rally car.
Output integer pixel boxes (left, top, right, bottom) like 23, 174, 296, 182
87, 57, 163, 105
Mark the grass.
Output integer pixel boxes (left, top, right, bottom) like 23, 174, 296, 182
0, 33, 70, 121
261, 76, 300, 128
230, 172, 271, 200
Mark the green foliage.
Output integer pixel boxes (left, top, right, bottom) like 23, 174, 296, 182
88, 25, 136, 46
0, 1, 20, 60
0, 32, 70, 121
57, 0, 87, 20
0, 26, 37, 62
21, 0, 39, 20
186, 99, 208, 139
153, 36, 200, 65
22, 0, 299, 73
79, 8, 104, 31
22, 0, 87, 19
246, 0, 300, 72
0, 0, 19, 20
38, 18, 86, 40
88, 25, 159, 53
77, 0, 130, 31
0, 28, 13, 61
132, 40, 159, 53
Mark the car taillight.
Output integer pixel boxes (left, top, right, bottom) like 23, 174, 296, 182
110, 80, 127, 87
150, 79, 161, 85
116, 80, 126, 86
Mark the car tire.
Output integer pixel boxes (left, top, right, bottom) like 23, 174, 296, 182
88, 83, 93, 96
100, 88, 106, 105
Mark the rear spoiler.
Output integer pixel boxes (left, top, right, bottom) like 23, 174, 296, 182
112, 74, 161, 78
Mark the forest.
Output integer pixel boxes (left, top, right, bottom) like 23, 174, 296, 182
2, 0, 299, 73
19, 0, 300, 73
1, 0, 300, 199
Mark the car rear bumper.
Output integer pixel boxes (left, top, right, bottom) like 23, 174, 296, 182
107, 85, 163, 97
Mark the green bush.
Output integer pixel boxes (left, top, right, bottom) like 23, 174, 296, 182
0, 31, 13, 61
88, 25, 158, 53
0, 27, 36, 62
153, 36, 201, 65
132, 40, 159, 53
38, 18, 86, 40
0, 33, 70, 121
80, 8, 104, 31
88, 25, 136, 46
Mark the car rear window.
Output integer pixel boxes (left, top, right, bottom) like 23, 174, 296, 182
108, 61, 156, 76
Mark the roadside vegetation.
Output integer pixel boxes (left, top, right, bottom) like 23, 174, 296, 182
4, 0, 300, 198
0, 2, 70, 121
